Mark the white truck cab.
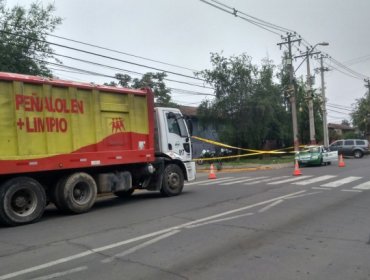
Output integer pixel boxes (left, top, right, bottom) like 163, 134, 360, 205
154, 107, 196, 182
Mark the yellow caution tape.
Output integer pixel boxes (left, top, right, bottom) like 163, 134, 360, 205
191, 136, 290, 155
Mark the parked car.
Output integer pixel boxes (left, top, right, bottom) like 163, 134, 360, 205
295, 145, 338, 166
329, 139, 369, 158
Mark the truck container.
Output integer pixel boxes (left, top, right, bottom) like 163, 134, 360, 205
0, 72, 196, 226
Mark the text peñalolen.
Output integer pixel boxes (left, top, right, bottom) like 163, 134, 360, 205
15, 94, 84, 133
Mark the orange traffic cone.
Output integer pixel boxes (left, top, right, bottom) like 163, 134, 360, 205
208, 163, 217, 179
338, 154, 346, 167
293, 160, 302, 176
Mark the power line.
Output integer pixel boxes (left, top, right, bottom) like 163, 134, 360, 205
42, 58, 214, 90
199, 0, 285, 36
0, 29, 208, 83
327, 103, 353, 111
208, 0, 294, 33
327, 108, 350, 115
48, 33, 199, 73
46, 61, 216, 99
0, 35, 215, 90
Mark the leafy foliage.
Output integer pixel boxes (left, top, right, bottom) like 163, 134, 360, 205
351, 91, 370, 136
107, 72, 177, 107
197, 53, 291, 149
0, 0, 62, 76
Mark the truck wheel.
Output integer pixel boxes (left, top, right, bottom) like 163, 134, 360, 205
160, 164, 184, 197
353, 150, 363, 158
54, 172, 97, 214
0, 177, 46, 226
114, 188, 135, 198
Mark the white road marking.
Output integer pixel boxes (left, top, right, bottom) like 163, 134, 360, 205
0, 190, 306, 280
220, 176, 267, 185
186, 213, 254, 228
312, 187, 332, 190
293, 175, 337, 185
284, 191, 322, 199
244, 176, 289, 185
258, 199, 283, 213
29, 266, 87, 280
199, 177, 243, 186
267, 175, 313, 185
102, 230, 181, 263
186, 177, 233, 186
353, 181, 370, 190
320, 176, 362, 188
341, 189, 362, 193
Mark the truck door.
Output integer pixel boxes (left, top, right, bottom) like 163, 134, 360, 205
163, 110, 192, 161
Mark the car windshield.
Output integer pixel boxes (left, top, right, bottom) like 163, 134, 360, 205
309, 147, 319, 153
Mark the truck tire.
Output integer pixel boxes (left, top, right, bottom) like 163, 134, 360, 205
0, 177, 46, 226
114, 188, 135, 198
160, 164, 184, 197
54, 172, 97, 214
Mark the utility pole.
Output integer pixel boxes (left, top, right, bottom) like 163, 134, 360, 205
365, 79, 370, 92
319, 54, 330, 147
364, 79, 370, 140
295, 47, 321, 145
278, 33, 301, 151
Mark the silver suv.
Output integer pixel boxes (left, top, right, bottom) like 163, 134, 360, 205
329, 139, 369, 158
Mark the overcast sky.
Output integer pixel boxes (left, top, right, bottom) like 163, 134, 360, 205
5, 0, 370, 123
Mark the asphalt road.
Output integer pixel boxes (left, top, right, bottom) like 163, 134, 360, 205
1, 157, 370, 280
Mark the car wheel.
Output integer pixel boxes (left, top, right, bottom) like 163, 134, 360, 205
353, 150, 363, 158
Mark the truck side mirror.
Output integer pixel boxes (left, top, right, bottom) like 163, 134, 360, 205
186, 117, 193, 136
167, 112, 176, 119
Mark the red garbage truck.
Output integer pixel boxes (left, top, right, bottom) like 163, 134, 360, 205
0, 72, 196, 226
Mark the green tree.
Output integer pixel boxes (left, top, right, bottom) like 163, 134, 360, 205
108, 72, 177, 107
351, 91, 370, 137
197, 53, 290, 150
0, 0, 62, 76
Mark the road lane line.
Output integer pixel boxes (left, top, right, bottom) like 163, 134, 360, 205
102, 230, 181, 263
28, 266, 87, 280
0, 190, 306, 280
185, 213, 254, 228
341, 189, 362, 193
320, 176, 362, 188
293, 175, 337, 185
353, 181, 370, 190
268, 175, 313, 185
284, 191, 322, 199
258, 200, 283, 213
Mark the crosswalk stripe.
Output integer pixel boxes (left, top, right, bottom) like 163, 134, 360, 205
244, 176, 289, 185
320, 176, 362, 188
267, 175, 313, 185
293, 175, 337, 185
199, 177, 249, 186
353, 181, 370, 190
186, 177, 233, 186
221, 176, 268, 185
